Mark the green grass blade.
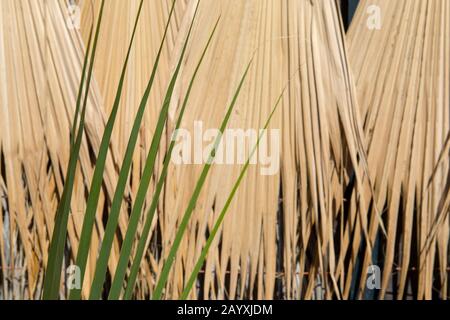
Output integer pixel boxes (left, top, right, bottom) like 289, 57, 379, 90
71, 27, 93, 148
42, 0, 106, 300
109, 15, 220, 300
180, 90, 286, 299
69, 0, 145, 301
87, 0, 182, 300
151, 59, 253, 300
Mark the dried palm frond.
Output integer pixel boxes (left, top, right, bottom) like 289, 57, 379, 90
347, 0, 449, 299
79, 0, 188, 192
0, 0, 119, 299
1, 0, 448, 301
156, 0, 370, 299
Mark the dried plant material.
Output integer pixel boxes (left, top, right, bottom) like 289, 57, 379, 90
347, 0, 449, 299
0, 0, 119, 298
158, 0, 370, 299
0, 0, 448, 300
79, 0, 188, 194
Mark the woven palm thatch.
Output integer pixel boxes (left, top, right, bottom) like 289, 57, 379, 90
0, 0, 448, 300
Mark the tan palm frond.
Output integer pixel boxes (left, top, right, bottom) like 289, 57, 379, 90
347, 0, 449, 299
0, 0, 448, 300
156, 0, 370, 299
0, 0, 120, 298
79, 0, 187, 184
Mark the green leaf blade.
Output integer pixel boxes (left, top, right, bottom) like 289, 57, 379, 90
69, 0, 145, 301
110, 15, 220, 300
180, 90, 285, 299
42, 0, 106, 300
87, 0, 181, 300
151, 59, 253, 300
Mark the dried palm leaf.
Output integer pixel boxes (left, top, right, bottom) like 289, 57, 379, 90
157, 0, 369, 299
0, 0, 119, 298
347, 0, 449, 299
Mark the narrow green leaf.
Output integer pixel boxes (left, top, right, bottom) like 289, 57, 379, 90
87, 0, 183, 300
151, 59, 253, 300
69, 0, 145, 301
109, 15, 220, 300
71, 27, 93, 148
181, 89, 286, 299
42, 0, 106, 300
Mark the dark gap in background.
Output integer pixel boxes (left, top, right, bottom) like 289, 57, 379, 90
340, 0, 360, 31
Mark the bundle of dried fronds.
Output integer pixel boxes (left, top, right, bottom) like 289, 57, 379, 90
0, 0, 448, 300
77, 0, 189, 299
76, 0, 371, 299
346, 0, 449, 299
157, 0, 372, 299
0, 0, 119, 298
79, 0, 187, 172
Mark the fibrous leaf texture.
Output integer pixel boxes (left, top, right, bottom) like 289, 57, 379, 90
0, 0, 448, 300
